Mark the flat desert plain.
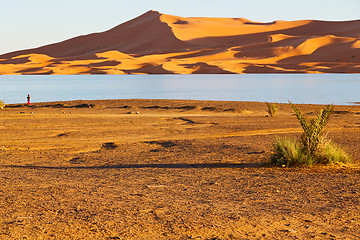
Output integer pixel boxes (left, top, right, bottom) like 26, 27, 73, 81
0, 99, 359, 239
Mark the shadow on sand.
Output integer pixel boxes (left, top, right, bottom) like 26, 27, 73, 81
0, 162, 267, 170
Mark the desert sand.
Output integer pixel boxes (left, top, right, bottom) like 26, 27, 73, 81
0, 10, 360, 74
0, 99, 359, 239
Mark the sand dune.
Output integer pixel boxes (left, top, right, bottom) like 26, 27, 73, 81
0, 10, 359, 74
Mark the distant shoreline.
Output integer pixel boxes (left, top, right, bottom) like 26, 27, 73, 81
3, 99, 360, 108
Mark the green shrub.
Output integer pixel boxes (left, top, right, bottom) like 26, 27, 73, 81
0, 99, 5, 109
270, 102, 352, 166
266, 102, 278, 117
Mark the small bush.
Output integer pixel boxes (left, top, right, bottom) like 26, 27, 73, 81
266, 102, 278, 117
0, 99, 5, 109
271, 137, 351, 167
270, 102, 352, 167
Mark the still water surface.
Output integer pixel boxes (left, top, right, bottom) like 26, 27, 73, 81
0, 74, 359, 105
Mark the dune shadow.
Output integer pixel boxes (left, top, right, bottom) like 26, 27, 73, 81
173, 20, 188, 25
0, 162, 267, 170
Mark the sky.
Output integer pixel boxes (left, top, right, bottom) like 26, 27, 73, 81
1, 0, 359, 55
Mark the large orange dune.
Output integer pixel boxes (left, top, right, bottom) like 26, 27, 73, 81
0, 10, 360, 74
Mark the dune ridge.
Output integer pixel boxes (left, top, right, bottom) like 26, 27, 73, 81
0, 10, 359, 74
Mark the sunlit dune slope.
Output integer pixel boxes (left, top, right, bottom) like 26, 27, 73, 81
0, 10, 360, 74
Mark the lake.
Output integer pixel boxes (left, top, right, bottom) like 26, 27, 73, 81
0, 74, 359, 105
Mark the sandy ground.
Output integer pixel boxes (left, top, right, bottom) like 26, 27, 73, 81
0, 99, 359, 239
1, 10, 360, 74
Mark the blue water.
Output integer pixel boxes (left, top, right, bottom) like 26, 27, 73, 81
0, 74, 359, 105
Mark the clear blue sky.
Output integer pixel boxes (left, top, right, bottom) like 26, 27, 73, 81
1, 0, 359, 55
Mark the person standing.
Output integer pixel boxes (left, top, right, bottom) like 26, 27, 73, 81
27, 94, 30, 105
